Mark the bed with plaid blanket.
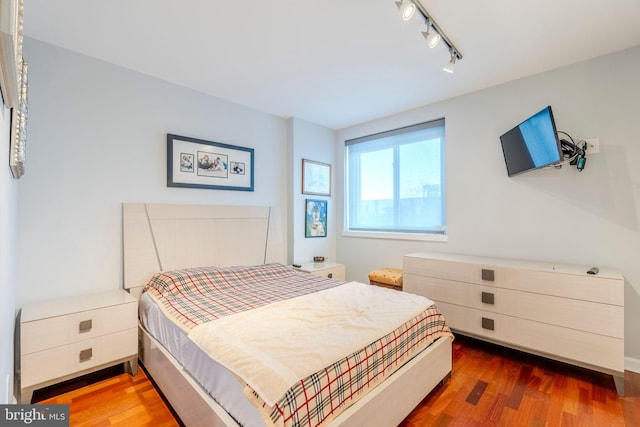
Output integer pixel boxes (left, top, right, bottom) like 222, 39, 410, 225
143, 263, 452, 427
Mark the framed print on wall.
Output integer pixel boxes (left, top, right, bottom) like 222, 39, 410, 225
302, 159, 331, 196
0, 0, 23, 108
305, 199, 327, 238
167, 133, 254, 191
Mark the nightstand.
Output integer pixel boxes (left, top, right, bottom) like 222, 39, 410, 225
17, 289, 138, 403
293, 262, 346, 280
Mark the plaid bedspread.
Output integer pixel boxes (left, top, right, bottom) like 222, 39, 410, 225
143, 263, 452, 427
248, 305, 452, 427
143, 263, 342, 332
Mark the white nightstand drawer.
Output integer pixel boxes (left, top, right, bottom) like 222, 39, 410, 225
21, 328, 137, 388
19, 289, 139, 403
294, 262, 346, 280
21, 301, 137, 354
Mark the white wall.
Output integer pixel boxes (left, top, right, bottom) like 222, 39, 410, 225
0, 104, 18, 403
287, 118, 337, 265
336, 46, 640, 367
18, 38, 289, 305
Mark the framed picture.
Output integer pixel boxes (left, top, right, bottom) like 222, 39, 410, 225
0, 0, 23, 108
305, 199, 327, 238
302, 159, 331, 196
8, 58, 26, 178
167, 134, 254, 191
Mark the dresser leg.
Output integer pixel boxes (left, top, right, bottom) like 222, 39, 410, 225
613, 374, 625, 397
125, 358, 138, 376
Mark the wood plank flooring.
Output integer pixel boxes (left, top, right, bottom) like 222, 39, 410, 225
34, 335, 640, 426
399, 336, 640, 426
34, 366, 180, 427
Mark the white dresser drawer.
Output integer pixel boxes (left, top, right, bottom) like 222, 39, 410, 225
403, 274, 465, 303
429, 301, 466, 330
21, 302, 137, 354
404, 255, 504, 287
513, 292, 624, 338
515, 318, 624, 372
463, 308, 518, 343
22, 328, 137, 388
505, 269, 623, 305
463, 284, 514, 314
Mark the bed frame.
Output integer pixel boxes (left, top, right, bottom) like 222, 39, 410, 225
123, 203, 452, 426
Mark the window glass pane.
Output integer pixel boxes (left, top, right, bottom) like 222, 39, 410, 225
361, 148, 393, 201
398, 138, 442, 229
345, 119, 445, 235
356, 147, 393, 228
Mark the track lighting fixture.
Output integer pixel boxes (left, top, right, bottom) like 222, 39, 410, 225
421, 22, 441, 49
394, 0, 463, 72
443, 50, 457, 73
396, 1, 417, 21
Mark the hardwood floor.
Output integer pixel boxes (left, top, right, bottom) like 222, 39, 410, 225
34, 335, 640, 426
34, 366, 180, 427
400, 336, 640, 426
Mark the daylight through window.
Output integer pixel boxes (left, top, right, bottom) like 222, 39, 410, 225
345, 119, 446, 236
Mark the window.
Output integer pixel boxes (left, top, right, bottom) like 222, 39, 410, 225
345, 119, 446, 238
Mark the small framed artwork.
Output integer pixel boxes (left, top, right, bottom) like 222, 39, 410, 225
305, 199, 327, 238
167, 134, 254, 191
302, 159, 331, 196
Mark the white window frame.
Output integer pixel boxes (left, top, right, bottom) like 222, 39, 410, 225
343, 119, 447, 242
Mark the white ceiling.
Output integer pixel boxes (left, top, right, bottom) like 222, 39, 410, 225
23, 0, 640, 130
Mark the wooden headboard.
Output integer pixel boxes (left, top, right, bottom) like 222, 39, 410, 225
123, 203, 276, 296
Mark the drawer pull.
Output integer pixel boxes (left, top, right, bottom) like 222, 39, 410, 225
481, 269, 495, 281
79, 319, 92, 333
328, 273, 333, 279
481, 317, 495, 331
79, 348, 93, 362
481, 292, 495, 305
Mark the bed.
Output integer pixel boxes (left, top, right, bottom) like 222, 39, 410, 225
123, 203, 453, 427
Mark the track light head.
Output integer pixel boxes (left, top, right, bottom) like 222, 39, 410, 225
396, 1, 417, 21
421, 26, 441, 49
392, 0, 464, 71
443, 52, 457, 73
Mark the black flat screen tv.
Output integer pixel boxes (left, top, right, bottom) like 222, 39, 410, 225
500, 106, 562, 177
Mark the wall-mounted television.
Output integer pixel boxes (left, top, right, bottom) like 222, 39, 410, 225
499, 106, 562, 177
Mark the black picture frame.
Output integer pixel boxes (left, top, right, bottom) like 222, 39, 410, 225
167, 133, 254, 191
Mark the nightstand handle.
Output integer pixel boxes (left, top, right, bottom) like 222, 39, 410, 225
79, 348, 93, 362
79, 319, 92, 333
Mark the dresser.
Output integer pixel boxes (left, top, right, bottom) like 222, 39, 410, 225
293, 262, 346, 280
403, 252, 625, 395
18, 289, 138, 403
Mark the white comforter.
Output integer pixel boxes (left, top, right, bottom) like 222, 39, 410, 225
188, 281, 434, 406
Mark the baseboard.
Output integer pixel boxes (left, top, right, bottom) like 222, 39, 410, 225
625, 356, 640, 374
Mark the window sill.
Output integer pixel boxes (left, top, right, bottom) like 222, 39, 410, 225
341, 230, 448, 242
